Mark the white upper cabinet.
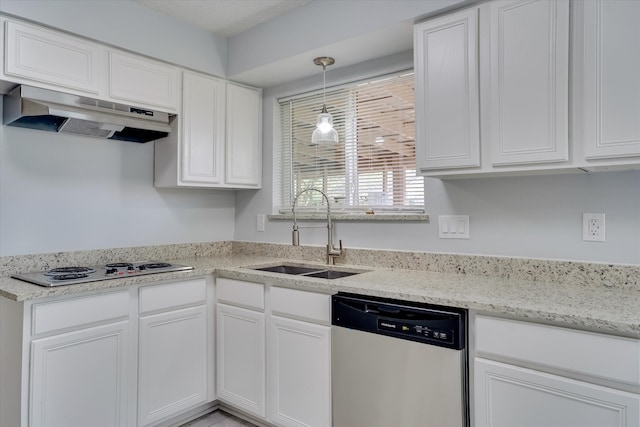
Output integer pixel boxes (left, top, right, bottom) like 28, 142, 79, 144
154, 76, 262, 189
414, 7, 480, 171
579, 0, 640, 160
489, 0, 569, 166
225, 82, 263, 187
415, 0, 640, 178
2, 19, 101, 95
415, 0, 572, 178
108, 51, 180, 112
180, 71, 226, 186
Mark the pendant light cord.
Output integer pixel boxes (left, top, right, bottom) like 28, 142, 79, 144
322, 63, 327, 106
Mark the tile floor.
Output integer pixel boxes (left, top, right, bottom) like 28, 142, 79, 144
180, 410, 257, 427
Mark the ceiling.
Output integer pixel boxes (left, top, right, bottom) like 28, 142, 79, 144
132, 0, 313, 38
129, 0, 469, 87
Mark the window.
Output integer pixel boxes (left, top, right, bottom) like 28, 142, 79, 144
277, 71, 423, 213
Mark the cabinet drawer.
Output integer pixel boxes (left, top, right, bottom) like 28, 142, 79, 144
216, 278, 264, 310
476, 315, 640, 386
139, 278, 206, 314
270, 286, 331, 324
32, 291, 129, 336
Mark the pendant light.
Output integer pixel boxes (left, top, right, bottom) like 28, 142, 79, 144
311, 56, 339, 144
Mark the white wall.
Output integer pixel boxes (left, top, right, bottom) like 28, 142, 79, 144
3, 0, 639, 264
234, 53, 640, 266
0, 103, 236, 256
0, 1, 234, 256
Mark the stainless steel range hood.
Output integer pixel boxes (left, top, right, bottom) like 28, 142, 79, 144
3, 85, 173, 143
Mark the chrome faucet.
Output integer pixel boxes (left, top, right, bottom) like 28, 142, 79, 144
292, 188, 343, 265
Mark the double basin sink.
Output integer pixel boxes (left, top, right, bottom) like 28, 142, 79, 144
253, 264, 363, 280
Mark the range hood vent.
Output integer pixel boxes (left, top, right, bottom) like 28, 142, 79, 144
3, 85, 173, 143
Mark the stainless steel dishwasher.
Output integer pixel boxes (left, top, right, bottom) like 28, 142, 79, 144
332, 293, 468, 427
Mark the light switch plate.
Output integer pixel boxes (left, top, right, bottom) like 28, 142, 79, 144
256, 214, 266, 232
438, 215, 470, 239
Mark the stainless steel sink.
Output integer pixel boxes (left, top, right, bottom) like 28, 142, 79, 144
254, 265, 323, 275
304, 270, 359, 279
252, 264, 363, 279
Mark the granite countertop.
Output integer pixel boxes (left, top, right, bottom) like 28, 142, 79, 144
1, 253, 638, 338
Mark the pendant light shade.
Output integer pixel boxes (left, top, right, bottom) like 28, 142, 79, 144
312, 104, 339, 144
311, 56, 338, 144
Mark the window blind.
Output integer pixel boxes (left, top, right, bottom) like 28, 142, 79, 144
277, 71, 423, 212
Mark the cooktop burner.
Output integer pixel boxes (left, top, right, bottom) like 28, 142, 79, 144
12, 261, 193, 287
44, 266, 96, 276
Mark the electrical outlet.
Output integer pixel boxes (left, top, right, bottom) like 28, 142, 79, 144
583, 213, 605, 242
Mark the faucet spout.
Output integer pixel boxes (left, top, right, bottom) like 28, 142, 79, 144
291, 188, 344, 264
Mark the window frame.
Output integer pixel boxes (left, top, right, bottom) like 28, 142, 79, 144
276, 69, 424, 215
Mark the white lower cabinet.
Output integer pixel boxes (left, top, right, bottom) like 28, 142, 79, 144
475, 358, 640, 427
26, 291, 132, 427
214, 279, 331, 427
138, 306, 209, 426
138, 277, 213, 426
473, 315, 640, 427
30, 321, 130, 427
268, 315, 331, 427
216, 303, 266, 417
0, 277, 214, 427
215, 278, 266, 417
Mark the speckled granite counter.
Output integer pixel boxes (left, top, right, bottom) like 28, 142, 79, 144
1, 242, 639, 338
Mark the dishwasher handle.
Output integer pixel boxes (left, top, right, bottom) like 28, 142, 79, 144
334, 296, 458, 322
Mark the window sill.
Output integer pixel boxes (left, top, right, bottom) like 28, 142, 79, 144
268, 213, 429, 222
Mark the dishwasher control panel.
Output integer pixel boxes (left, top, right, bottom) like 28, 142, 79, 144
332, 293, 466, 350
378, 319, 454, 345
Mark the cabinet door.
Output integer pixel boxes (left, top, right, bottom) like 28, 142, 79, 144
138, 306, 208, 426
475, 358, 640, 427
414, 7, 480, 171
582, 0, 640, 159
3, 20, 100, 94
180, 72, 226, 185
489, 0, 569, 165
268, 316, 331, 427
109, 51, 179, 111
225, 83, 262, 187
30, 321, 130, 427
216, 303, 266, 418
